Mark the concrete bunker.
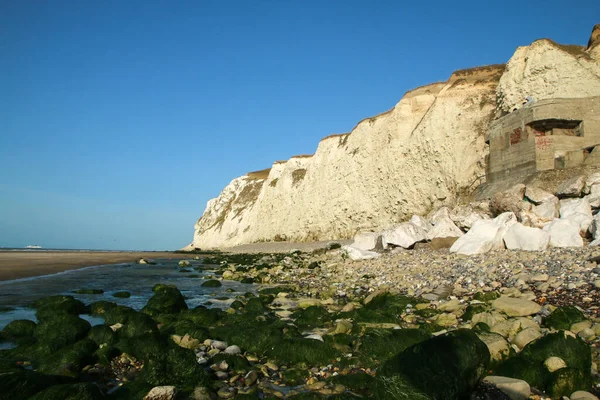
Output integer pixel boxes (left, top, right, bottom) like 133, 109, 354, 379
485, 96, 600, 183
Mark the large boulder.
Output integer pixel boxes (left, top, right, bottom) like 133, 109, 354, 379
142, 284, 188, 317
556, 175, 585, 198
382, 222, 427, 249
525, 186, 557, 205
450, 213, 515, 255
491, 184, 528, 215
543, 219, 584, 248
584, 172, 600, 194
450, 205, 488, 230
342, 245, 381, 260
427, 216, 464, 241
376, 329, 490, 400
503, 223, 550, 251
409, 215, 433, 232
352, 232, 382, 251
585, 185, 600, 208
560, 198, 593, 233
589, 213, 600, 240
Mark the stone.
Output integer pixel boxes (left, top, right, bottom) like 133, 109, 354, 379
492, 296, 541, 317
543, 219, 584, 248
578, 328, 596, 341
191, 386, 212, 400
382, 222, 427, 249
410, 215, 433, 232
586, 184, 600, 208
513, 327, 542, 349
483, 376, 530, 400
544, 356, 567, 373
434, 313, 458, 327
477, 332, 511, 362
491, 184, 527, 215
585, 172, 600, 194
571, 390, 600, 400
426, 217, 464, 241
556, 175, 585, 198
178, 260, 191, 267
560, 198, 593, 233
244, 370, 259, 386
532, 198, 560, 219
341, 245, 381, 261
525, 186, 557, 205
450, 205, 486, 230
352, 232, 382, 251
503, 223, 550, 251
449, 215, 514, 255
144, 386, 177, 400
377, 329, 490, 400
429, 207, 451, 224
138, 259, 148, 264
570, 320, 592, 334
211, 340, 228, 350
589, 213, 600, 239
224, 345, 241, 355
491, 318, 539, 341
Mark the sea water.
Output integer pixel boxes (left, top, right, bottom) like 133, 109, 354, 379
0, 258, 257, 331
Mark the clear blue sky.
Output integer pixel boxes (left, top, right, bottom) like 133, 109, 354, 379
0, 1, 597, 250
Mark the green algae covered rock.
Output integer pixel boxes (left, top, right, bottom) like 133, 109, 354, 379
244, 297, 267, 315
268, 337, 340, 365
359, 328, 431, 367
1, 319, 37, 344
0, 370, 68, 400
544, 306, 586, 330
93, 345, 121, 365
119, 312, 158, 339
473, 291, 500, 303
34, 314, 91, 353
201, 279, 222, 288
494, 331, 592, 394
112, 291, 131, 298
32, 296, 88, 321
28, 382, 105, 400
139, 345, 209, 391
37, 339, 98, 377
89, 301, 118, 316
547, 367, 593, 398
87, 325, 116, 345
142, 284, 188, 317
377, 329, 490, 400
374, 374, 432, 400
291, 305, 332, 329
461, 304, 489, 321
179, 306, 222, 327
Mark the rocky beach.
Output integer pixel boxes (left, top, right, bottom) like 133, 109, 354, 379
1, 243, 600, 399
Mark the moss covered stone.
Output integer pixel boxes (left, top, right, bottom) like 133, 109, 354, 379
374, 374, 432, 400
211, 353, 251, 374
1, 320, 37, 343
201, 279, 222, 288
292, 306, 332, 329
142, 284, 188, 317
494, 331, 592, 394
38, 339, 98, 377
359, 328, 431, 367
32, 296, 88, 321
0, 370, 67, 400
89, 301, 118, 316
244, 297, 267, 315
87, 325, 116, 345
378, 329, 490, 400
179, 306, 222, 327
28, 382, 105, 400
139, 345, 209, 391
268, 337, 340, 365
461, 304, 489, 321
546, 367, 593, 398
343, 293, 416, 323
94, 345, 121, 365
112, 291, 131, 298
119, 312, 159, 339
544, 306, 586, 330
328, 371, 375, 395
34, 314, 91, 353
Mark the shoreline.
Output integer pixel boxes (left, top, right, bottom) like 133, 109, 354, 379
0, 251, 197, 281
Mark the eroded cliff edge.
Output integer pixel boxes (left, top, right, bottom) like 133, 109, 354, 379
186, 26, 600, 249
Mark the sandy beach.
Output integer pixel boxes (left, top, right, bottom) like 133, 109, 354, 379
0, 251, 197, 281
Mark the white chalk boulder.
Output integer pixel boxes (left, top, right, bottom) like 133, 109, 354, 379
382, 222, 427, 249
503, 223, 550, 251
341, 245, 381, 261
543, 219, 584, 248
352, 232, 382, 251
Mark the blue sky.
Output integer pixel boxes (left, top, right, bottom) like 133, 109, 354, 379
0, 1, 598, 250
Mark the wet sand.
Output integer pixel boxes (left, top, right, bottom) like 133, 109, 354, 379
0, 251, 197, 281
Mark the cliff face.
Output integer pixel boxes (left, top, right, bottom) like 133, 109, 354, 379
187, 27, 600, 249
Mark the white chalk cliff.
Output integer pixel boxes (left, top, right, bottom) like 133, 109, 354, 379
186, 26, 600, 249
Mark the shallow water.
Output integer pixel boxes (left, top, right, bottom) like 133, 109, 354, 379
0, 258, 257, 330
